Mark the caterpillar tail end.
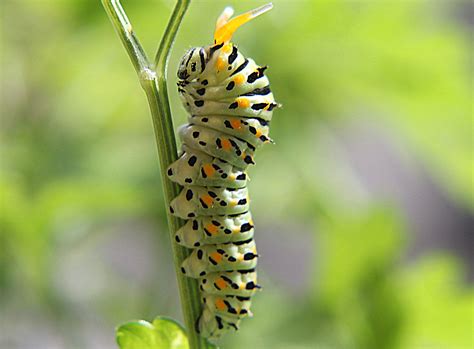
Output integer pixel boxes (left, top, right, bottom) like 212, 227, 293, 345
197, 308, 240, 340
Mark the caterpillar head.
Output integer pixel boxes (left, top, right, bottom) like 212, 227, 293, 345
177, 47, 207, 81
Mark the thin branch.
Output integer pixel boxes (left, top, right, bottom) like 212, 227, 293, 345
155, 0, 191, 75
101, 1, 210, 348
102, 0, 150, 74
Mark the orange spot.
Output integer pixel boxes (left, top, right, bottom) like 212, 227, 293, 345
215, 278, 227, 289
230, 120, 242, 130
206, 224, 219, 235
211, 252, 223, 263
255, 129, 262, 138
222, 44, 232, 54
237, 98, 250, 108
230, 200, 237, 207
202, 164, 215, 177
239, 283, 245, 290
216, 57, 226, 71
234, 75, 245, 85
215, 298, 226, 311
201, 195, 214, 207
221, 138, 232, 151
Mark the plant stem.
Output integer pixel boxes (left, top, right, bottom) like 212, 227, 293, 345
101, 1, 209, 348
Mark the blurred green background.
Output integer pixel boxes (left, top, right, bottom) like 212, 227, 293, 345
1, 0, 472, 348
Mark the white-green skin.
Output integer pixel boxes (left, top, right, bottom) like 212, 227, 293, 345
168, 40, 277, 338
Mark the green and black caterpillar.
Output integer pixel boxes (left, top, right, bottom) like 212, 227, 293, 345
167, 3, 278, 339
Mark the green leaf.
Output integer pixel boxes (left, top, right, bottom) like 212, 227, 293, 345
116, 317, 189, 349
152, 317, 189, 349
116, 321, 158, 349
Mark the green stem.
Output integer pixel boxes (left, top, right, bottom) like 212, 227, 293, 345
101, 1, 209, 348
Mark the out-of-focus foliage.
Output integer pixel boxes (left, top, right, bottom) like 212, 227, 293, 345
0, 1, 472, 349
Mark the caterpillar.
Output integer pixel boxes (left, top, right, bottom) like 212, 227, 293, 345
167, 3, 278, 339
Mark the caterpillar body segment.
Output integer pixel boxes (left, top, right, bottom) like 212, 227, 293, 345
174, 212, 255, 248
167, 145, 248, 189
180, 238, 258, 278
168, 3, 277, 339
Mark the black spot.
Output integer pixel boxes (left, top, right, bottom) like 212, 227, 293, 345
196, 88, 205, 96
199, 271, 206, 276
188, 213, 195, 218
194, 100, 204, 107
181, 267, 186, 274
240, 223, 253, 232
167, 168, 173, 176
221, 173, 227, 178
209, 42, 224, 57
204, 228, 212, 237
216, 316, 224, 330
217, 249, 225, 255
199, 199, 209, 209
247, 71, 259, 83
251, 103, 268, 110
240, 85, 271, 96
175, 235, 180, 242
236, 296, 251, 301
228, 46, 238, 64
199, 141, 207, 146
216, 138, 222, 148
226, 81, 235, 90
249, 126, 257, 134
236, 173, 246, 180
258, 66, 268, 74
260, 135, 268, 142
220, 201, 227, 206
224, 120, 232, 128
191, 62, 196, 72
258, 119, 269, 126
237, 198, 247, 205
245, 281, 257, 290
239, 309, 248, 315
192, 220, 199, 230
200, 168, 207, 178
244, 155, 254, 164
199, 48, 206, 72
229, 102, 238, 109
244, 252, 257, 260
202, 278, 207, 284
169, 206, 174, 214
268, 103, 277, 111
194, 242, 200, 247
224, 229, 232, 234
188, 155, 197, 166
197, 250, 203, 260
209, 257, 218, 265
186, 189, 193, 201
185, 178, 193, 183
184, 48, 195, 67
228, 256, 237, 262
233, 238, 253, 246
192, 131, 200, 138
230, 58, 249, 76
208, 191, 217, 198
201, 80, 208, 86
229, 322, 238, 330
210, 220, 220, 226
